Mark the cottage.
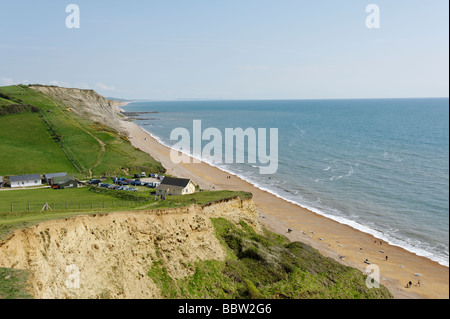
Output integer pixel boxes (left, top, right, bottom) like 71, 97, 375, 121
9, 174, 42, 188
51, 175, 78, 189
44, 172, 67, 184
155, 177, 196, 196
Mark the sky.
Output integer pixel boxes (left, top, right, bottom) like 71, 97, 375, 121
0, 0, 449, 100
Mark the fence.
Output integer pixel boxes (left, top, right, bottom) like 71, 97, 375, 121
4, 198, 152, 213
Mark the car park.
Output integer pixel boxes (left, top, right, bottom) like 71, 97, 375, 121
131, 180, 141, 186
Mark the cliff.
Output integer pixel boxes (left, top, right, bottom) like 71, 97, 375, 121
29, 85, 125, 133
0, 197, 260, 299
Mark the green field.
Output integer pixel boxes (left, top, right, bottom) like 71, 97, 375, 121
0, 113, 76, 174
0, 85, 164, 178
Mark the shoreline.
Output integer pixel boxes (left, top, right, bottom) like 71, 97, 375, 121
138, 125, 448, 268
117, 105, 448, 299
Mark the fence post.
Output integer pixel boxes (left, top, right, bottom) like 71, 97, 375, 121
11, 202, 13, 213
28, 202, 30, 212
66, 202, 68, 210
52, 202, 55, 210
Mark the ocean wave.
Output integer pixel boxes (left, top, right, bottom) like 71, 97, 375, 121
139, 126, 449, 268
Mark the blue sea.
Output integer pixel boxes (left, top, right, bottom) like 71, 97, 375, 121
123, 98, 449, 267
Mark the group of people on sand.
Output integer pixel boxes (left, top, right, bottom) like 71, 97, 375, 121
372, 240, 422, 289
406, 280, 421, 288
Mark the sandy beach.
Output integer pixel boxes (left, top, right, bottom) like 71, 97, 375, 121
118, 111, 448, 299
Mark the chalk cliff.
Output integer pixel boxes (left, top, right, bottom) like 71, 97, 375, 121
0, 197, 260, 299
29, 85, 125, 133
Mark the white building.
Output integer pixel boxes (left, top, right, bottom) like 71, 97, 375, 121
9, 174, 42, 188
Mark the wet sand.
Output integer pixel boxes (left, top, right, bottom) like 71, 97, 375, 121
120, 118, 449, 299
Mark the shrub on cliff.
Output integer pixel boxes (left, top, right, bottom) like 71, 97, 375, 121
148, 218, 393, 299
0, 104, 40, 116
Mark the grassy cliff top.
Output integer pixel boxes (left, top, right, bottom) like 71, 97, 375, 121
0, 84, 164, 178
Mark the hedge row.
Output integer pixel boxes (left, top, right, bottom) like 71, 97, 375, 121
0, 104, 40, 116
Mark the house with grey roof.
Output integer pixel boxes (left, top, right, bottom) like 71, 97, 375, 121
155, 177, 196, 196
44, 172, 67, 184
9, 174, 42, 188
51, 175, 78, 189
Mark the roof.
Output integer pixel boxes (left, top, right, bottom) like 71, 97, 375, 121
44, 172, 67, 180
52, 175, 75, 184
158, 177, 192, 188
9, 174, 41, 183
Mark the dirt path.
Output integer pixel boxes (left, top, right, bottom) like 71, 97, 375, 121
41, 95, 106, 178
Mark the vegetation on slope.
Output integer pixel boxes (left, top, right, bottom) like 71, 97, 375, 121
0, 85, 164, 178
0, 268, 32, 299
148, 218, 393, 299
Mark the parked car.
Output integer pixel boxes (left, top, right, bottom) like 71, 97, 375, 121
134, 174, 140, 178
141, 172, 146, 177
131, 180, 141, 186
88, 179, 101, 185
128, 187, 138, 192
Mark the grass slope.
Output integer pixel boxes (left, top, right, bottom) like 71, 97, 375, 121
0, 85, 164, 178
0, 268, 32, 299
0, 113, 75, 174
149, 218, 393, 299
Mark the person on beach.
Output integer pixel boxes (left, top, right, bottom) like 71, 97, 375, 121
386, 256, 388, 261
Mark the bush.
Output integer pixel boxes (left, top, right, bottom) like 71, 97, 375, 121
0, 92, 13, 100
0, 104, 40, 116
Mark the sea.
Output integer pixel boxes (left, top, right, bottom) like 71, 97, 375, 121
122, 98, 449, 267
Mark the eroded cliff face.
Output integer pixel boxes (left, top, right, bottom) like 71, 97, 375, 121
0, 198, 260, 299
29, 85, 124, 133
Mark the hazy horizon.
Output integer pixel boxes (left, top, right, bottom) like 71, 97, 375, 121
1, 1, 449, 100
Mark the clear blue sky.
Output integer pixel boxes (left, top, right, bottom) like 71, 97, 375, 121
1, 0, 448, 100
